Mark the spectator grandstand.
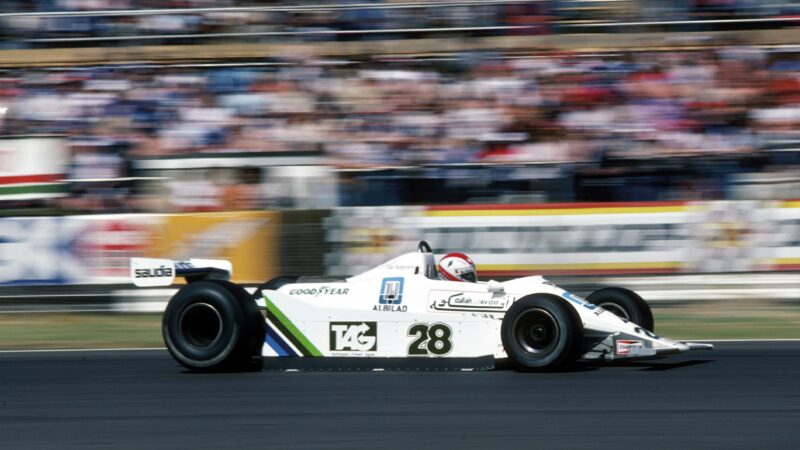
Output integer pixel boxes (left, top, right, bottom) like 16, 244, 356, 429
0, 2, 798, 211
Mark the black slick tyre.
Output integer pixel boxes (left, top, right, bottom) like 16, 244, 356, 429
586, 287, 654, 332
501, 294, 583, 371
163, 280, 265, 372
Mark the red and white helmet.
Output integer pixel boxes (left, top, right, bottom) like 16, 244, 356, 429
438, 252, 477, 282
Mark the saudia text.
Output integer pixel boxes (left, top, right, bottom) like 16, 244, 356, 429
135, 266, 173, 278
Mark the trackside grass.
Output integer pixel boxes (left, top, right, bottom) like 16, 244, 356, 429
0, 313, 163, 349
0, 300, 797, 350
654, 301, 800, 340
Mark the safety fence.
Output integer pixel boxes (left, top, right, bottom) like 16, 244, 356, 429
3, 28, 800, 68
3, 1, 799, 46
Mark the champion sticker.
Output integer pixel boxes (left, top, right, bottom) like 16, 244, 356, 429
616, 339, 644, 355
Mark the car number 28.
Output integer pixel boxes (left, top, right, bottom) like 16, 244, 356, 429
407, 323, 452, 356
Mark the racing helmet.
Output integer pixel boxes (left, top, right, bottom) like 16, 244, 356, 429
438, 252, 477, 282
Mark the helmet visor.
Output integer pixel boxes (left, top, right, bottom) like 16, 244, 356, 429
461, 271, 477, 283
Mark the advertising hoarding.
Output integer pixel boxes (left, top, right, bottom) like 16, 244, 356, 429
325, 201, 800, 277
0, 211, 277, 285
0, 136, 67, 200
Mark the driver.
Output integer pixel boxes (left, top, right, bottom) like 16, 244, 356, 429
437, 252, 477, 282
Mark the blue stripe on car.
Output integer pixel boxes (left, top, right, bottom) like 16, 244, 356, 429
266, 323, 298, 357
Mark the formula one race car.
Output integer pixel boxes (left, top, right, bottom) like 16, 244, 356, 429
131, 241, 712, 372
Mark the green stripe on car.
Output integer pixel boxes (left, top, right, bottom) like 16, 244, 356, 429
265, 296, 322, 357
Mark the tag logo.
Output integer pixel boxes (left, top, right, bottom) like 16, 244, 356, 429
379, 277, 404, 305
330, 322, 377, 352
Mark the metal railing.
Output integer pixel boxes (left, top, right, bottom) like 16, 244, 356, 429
0, 0, 544, 17
1, 1, 798, 45
22, 26, 534, 44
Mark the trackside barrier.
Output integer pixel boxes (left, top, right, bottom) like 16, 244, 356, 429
0, 201, 797, 286
0, 211, 279, 285
324, 200, 800, 277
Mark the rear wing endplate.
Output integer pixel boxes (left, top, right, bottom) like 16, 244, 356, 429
131, 258, 233, 287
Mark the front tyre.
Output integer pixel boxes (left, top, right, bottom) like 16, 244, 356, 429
501, 294, 583, 371
163, 280, 265, 372
586, 287, 654, 332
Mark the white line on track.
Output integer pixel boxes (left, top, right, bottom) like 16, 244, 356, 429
0, 347, 165, 354
0, 340, 798, 355
698, 338, 800, 343
0, 294, 113, 298
0, 309, 124, 314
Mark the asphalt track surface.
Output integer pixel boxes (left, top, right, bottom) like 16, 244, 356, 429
1, 342, 798, 449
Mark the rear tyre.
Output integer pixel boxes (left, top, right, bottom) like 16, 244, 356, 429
501, 294, 583, 371
586, 287, 654, 332
163, 280, 265, 372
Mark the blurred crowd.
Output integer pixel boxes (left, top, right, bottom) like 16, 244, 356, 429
2, 44, 800, 210
2, 0, 800, 47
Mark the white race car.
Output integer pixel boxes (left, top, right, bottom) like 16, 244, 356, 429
132, 241, 712, 372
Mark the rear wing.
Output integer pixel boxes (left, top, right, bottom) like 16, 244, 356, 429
131, 258, 233, 287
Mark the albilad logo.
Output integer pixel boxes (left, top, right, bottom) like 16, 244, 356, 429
379, 277, 404, 304
330, 322, 377, 352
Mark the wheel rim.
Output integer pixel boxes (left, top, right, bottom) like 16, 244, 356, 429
179, 302, 223, 349
597, 302, 631, 320
513, 308, 560, 355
